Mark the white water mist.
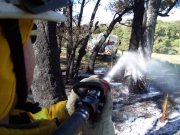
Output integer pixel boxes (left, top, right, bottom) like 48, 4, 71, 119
103, 52, 147, 83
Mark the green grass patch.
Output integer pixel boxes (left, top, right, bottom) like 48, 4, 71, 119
152, 53, 180, 65
152, 53, 180, 73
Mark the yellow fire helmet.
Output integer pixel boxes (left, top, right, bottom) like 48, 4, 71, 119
0, 0, 70, 120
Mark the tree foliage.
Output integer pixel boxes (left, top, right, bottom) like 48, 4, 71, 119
154, 21, 180, 54
107, 20, 180, 55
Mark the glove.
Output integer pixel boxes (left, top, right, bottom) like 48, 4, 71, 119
66, 76, 115, 135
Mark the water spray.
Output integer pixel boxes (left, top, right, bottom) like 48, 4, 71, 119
103, 52, 148, 93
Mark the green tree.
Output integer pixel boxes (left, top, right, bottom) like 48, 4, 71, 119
154, 21, 180, 54
112, 24, 131, 51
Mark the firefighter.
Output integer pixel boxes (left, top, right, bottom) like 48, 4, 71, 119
0, 0, 115, 135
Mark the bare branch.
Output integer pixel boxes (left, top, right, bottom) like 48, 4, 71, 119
158, 0, 178, 17
88, 0, 101, 31
112, 6, 133, 23
78, 0, 86, 27
119, 22, 132, 27
158, 12, 170, 17
84, 0, 90, 6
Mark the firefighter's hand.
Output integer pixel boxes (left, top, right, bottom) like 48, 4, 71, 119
66, 89, 80, 116
82, 91, 115, 135
66, 76, 115, 135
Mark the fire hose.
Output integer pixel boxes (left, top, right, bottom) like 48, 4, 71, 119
52, 78, 111, 135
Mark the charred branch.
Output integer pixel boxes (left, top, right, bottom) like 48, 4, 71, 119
87, 6, 133, 73
119, 22, 132, 27
74, 0, 101, 78
158, 0, 178, 17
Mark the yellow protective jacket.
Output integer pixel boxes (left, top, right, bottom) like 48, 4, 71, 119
0, 19, 34, 120
0, 19, 69, 134
0, 100, 69, 135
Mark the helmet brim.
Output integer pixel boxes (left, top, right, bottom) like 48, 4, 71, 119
0, 1, 66, 22
20, 0, 70, 14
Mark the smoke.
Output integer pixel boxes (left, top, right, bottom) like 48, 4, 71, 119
147, 59, 180, 93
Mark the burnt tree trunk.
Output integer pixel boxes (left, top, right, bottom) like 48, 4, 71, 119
87, 34, 107, 74
142, 0, 161, 59
31, 21, 67, 107
125, 0, 147, 94
74, 35, 90, 77
129, 0, 144, 52
65, 4, 74, 82
126, 0, 161, 94
47, 21, 66, 100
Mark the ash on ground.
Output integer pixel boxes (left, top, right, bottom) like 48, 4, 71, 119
110, 82, 180, 135
79, 66, 180, 135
